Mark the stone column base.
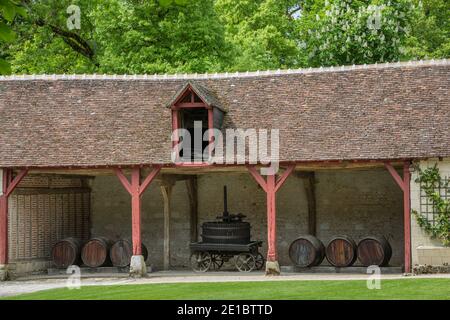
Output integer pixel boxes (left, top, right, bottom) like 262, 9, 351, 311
0, 264, 9, 281
129, 255, 147, 278
265, 261, 280, 276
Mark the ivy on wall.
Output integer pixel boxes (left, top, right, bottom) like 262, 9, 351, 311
412, 165, 450, 246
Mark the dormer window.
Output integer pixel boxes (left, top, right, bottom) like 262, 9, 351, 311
167, 82, 225, 163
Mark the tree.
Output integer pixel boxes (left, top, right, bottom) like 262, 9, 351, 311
1, 0, 449, 74
298, 0, 416, 67
5, 0, 230, 74
215, 0, 305, 71
91, 0, 230, 74
0, 0, 27, 74
405, 0, 450, 59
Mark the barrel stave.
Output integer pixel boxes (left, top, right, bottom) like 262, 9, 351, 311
81, 237, 113, 268
357, 236, 392, 267
325, 236, 357, 267
51, 237, 82, 268
289, 235, 325, 267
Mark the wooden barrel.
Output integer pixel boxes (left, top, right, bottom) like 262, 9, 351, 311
325, 235, 357, 267
51, 237, 82, 268
110, 240, 148, 267
81, 237, 113, 268
357, 236, 392, 267
289, 235, 325, 267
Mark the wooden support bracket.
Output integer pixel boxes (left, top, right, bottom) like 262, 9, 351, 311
115, 166, 162, 256
0, 168, 28, 265
384, 161, 411, 273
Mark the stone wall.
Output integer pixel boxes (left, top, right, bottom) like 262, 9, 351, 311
90, 167, 404, 269
90, 176, 191, 269
315, 169, 403, 266
410, 159, 450, 265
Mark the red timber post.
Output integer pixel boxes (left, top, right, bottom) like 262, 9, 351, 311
384, 161, 411, 273
247, 164, 295, 275
0, 168, 28, 280
115, 166, 161, 277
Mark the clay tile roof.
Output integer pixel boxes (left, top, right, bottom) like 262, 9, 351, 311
0, 59, 449, 168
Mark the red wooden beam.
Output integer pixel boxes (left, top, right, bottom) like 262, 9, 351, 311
0, 169, 9, 265
402, 162, 411, 274
139, 165, 162, 196
384, 161, 411, 273
114, 168, 132, 195
1, 168, 28, 266
130, 168, 142, 256
115, 166, 161, 257
176, 102, 206, 108
384, 162, 405, 191
275, 165, 295, 193
247, 165, 294, 273
266, 174, 277, 262
207, 108, 214, 158
5, 169, 28, 197
0, 195, 6, 265
246, 165, 268, 192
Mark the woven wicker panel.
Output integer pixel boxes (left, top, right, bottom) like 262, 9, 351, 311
16, 175, 83, 189
49, 177, 83, 188
8, 196, 17, 260
8, 189, 90, 260
17, 176, 50, 188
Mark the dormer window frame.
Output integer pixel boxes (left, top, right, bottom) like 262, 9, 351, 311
170, 85, 214, 164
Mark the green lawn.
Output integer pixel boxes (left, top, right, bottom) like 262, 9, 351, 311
3, 278, 450, 300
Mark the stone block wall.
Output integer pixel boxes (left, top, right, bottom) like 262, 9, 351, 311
315, 169, 403, 266
90, 167, 403, 269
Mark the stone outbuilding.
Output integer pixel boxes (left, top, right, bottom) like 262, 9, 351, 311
0, 60, 449, 279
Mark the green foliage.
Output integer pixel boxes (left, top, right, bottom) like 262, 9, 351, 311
215, 0, 304, 70
412, 165, 450, 246
1, 0, 449, 74
6, 0, 230, 74
0, 0, 27, 74
404, 0, 450, 59
91, 0, 230, 74
298, 0, 416, 66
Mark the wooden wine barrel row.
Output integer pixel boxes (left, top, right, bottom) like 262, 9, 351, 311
289, 235, 392, 268
289, 235, 325, 267
52, 238, 149, 268
357, 236, 392, 267
110, 240, 148, 267
51, 237, 82, 268
326, 235, 357, 267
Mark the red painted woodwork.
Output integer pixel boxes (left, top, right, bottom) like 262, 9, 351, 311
384, 161, 411, 273
402, 162, 411, 273
170, 84, 215, 163
0, 168, 28, 265
176, 102, 207, 108
115, 166, 161, 256
247, 165, 295, 262
208, 108, 214, 157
